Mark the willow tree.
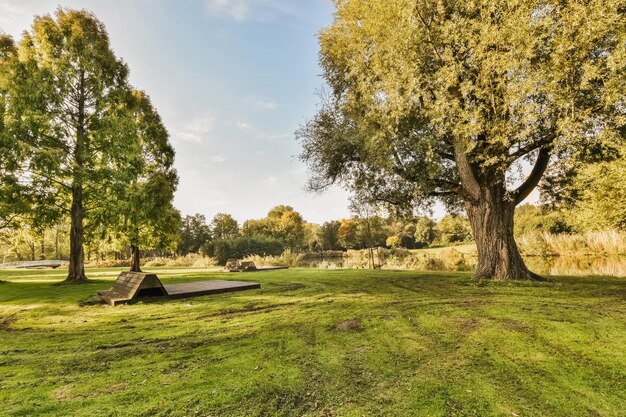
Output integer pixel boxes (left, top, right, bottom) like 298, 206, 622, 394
5, 9, 142, 282
299, 0, 626, 280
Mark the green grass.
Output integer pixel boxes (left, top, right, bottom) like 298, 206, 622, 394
0, 268, 625, 417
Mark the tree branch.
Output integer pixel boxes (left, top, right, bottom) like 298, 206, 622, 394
452, 137, 481, 202
513, 147, 551, 205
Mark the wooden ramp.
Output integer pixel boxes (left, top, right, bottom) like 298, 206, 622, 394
98, 272, 260, 306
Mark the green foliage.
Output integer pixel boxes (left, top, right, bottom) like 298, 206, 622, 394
565, 152, 626, 232
514, 204, 571, 237
209, 235, 285, 265
413, 216, 437, 247
300, 0, 626, 207
318, 221, 342, 251
178, 214, 211, 255
210, 213, 239, 240
1, 9, 178, 279
241, 206, 306, 250
435, 215, 472, 245
104, 91, 180, 256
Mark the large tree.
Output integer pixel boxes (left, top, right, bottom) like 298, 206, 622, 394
104, 91, 180, 272
0, 34, 28, 231
4, 9, 148, 282
299, 0, 626, 280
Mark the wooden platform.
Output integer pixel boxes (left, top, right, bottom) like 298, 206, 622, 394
98, 272, 260, 306
164, 280, 261, 299
230, 266, 289, 273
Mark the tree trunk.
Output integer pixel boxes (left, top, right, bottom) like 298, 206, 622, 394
464, 185, 542, 281
130, 244, 142, 272
66, 184, 87, 282
55, 227, 59, 259
65, 69, 87, 283
40, 237, 45, 260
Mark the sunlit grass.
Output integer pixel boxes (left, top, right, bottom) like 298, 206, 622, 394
1, 268, 625, 416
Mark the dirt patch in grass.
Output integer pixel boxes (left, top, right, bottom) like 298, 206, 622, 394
336, 319, 362, 331
0, 313, 17, 331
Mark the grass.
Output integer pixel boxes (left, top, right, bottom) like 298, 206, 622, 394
0, 268, 625, 417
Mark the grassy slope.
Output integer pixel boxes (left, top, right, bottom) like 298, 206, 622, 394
0, 268, 625, 417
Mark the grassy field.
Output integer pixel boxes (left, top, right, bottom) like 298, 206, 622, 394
0, 268, 625, 417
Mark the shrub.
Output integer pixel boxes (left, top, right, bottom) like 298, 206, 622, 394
211, 235, 285, 265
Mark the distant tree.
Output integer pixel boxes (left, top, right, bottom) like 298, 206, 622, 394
299, 0, 626, 279
4, 9, 147, 282
210, 213, 239, 240
241, 219, 269, 237
241, 206, 306, 250
386, 235, 402, 248
178, 214, 211, 255
304, 222, 321, 251
436, 215, 472, 245
414, 217, 436, 248
337, 219, 358, 249
319, 220, 341, 251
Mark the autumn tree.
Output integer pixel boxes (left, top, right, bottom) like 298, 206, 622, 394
299, 0, 626, 279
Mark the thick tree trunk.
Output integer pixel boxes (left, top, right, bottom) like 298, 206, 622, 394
130, 244, 142, 272
464, 185, 542, 281
65, 69, 87, 283
66, 184, 87, 282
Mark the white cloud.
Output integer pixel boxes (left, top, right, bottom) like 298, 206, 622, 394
171, 116, 215, 143
205, 0, 296, 22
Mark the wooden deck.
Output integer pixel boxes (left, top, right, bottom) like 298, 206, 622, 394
229, 266, 289, 273
98, 272, 261, 306
163, 280, 261, 299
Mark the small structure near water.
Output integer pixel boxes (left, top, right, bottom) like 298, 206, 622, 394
225, 259, 289, 273
98, 271, 260, 306
2, 260, 69, 269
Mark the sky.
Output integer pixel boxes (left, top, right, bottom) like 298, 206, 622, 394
0, 0, 356, 224
0, 0, 538, 225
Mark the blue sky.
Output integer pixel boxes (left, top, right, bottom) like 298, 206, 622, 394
0, 0, 355, 224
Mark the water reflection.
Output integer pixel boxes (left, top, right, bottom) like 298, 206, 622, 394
297, 256, 626, 277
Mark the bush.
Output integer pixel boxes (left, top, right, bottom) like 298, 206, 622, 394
210, 235, 285, 265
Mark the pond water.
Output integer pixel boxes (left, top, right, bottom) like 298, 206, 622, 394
296, 255, 626, 277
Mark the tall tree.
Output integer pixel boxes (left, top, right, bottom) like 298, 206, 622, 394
0, 33, 28, 231
210, 213, 240, 240
5, 9, 145, 282
105, 91, 180, 272
299, 0, 626, 280
178, 214, 211, 255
